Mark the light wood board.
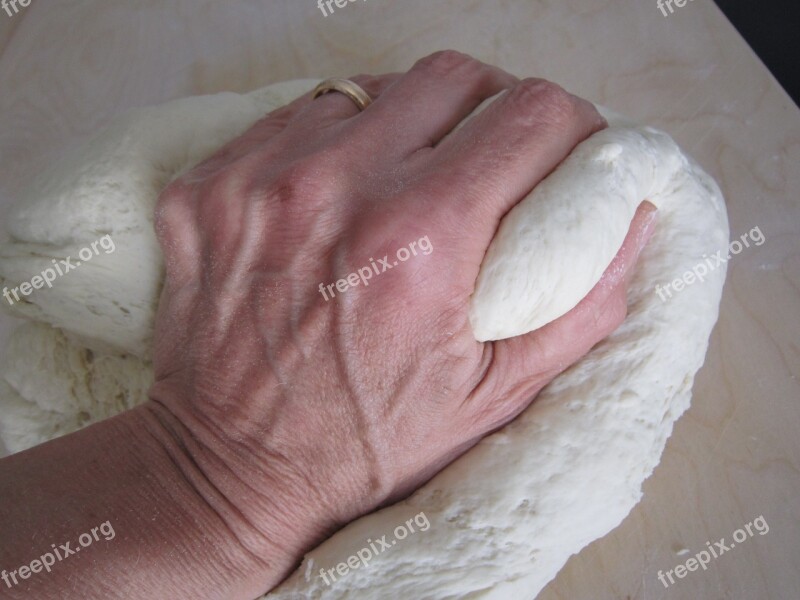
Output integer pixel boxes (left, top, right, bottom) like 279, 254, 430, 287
0, 1, 798, 598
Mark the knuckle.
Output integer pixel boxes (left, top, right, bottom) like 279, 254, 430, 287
155, 182, 192, 233
414, 50, 477, 78
505, 78, 578, 128
260, 158, 331, 205
202, 164, 250, 203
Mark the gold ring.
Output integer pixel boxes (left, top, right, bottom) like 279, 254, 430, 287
312, 78, 373, 112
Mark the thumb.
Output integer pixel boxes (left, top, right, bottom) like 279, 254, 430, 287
473, 201, 658, 429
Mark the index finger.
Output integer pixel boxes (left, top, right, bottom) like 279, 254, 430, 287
412, 78, 607, 243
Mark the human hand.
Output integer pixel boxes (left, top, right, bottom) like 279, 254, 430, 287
147, 50, 656, 591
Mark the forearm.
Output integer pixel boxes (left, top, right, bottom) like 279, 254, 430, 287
0, 403, 290, 599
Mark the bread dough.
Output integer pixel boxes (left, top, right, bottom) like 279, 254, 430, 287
0, 322, 151, 450
470, 105, 692, 340
0, 80, 728, 599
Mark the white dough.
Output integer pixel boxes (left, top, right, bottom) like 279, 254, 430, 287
0, 322, 151, 451
0, 80, 728, 599
470, 103, 687, 340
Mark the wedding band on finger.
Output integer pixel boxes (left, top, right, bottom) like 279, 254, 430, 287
312, 78, 373, 112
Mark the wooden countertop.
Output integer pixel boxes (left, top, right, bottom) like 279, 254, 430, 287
0, 1, 798, 598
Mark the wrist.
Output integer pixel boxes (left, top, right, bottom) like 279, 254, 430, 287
110, 405, 277, 597
0, 402, 282, 599
139, 398, 334, 589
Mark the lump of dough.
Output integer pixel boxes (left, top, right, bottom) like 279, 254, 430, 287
469, 108, 686, 340
0, 322, 151, 453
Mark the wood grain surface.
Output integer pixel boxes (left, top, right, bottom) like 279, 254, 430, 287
0, 1, 798, 598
